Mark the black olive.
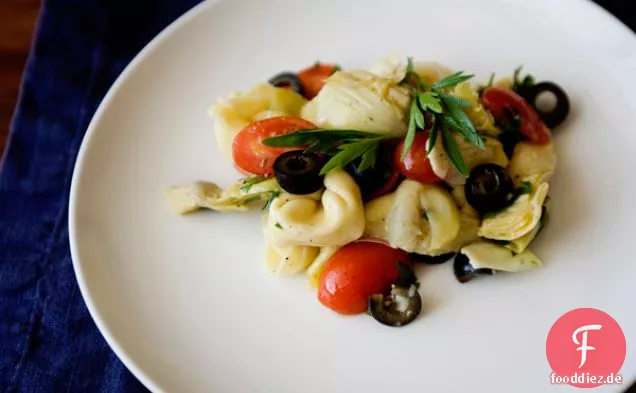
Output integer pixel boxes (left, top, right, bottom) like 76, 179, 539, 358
268, 72, 305, 97
465, 164, 516, 215
409, 252, 456, 265
521, 82, 570, 128
453, 253, 494, 283
273, 150, 324, 195
498, 131, 525, 159
345, 144, 399, 201
368, 284, 422, 327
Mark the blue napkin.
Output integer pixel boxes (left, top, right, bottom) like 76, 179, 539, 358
0, 0, 633, 392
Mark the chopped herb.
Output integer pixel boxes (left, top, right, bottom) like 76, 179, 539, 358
422, 212, 429, 221
263, 129, 390, 175
368, 115, 374, 121
240, 176, 269, 192
400, 57, 483, 174
482, 210, 501, 220
275, 222, 283, 229
517, 181, 533, 196
242, 195, 262, 205
262, 190, 281, 210
330, 64, 342, 75
477, 72, 496, 95
512, 65, 535, 96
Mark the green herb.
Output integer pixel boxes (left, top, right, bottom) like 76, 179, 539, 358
422, 212, 429, 221
477, 73, 496, 96
330, 64, 342, 75
517, 181, 533, 196
262, 190, 281, 210
395, 261, 418, 288
263, 129, 390, 175
240, 176, 269, 192
242, 195, 262, 205
482, 210, 501, 220
512, 65, 535, 95
275, 222, 283, 229
400, 57, 483, 173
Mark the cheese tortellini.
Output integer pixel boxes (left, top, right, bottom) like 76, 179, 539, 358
263, 169, 365, 247
428, 132, 509, 185
209, 83, 307, 160
479, 182, 549, 241
364, 180, 460, 255
264, 243, 320, 275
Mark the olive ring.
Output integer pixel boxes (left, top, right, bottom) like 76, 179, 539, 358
522, 82, 570, 129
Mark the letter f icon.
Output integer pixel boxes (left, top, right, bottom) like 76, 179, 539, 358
572, 324, 602, 368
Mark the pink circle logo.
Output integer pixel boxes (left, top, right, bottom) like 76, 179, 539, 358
546, 308, 626, 388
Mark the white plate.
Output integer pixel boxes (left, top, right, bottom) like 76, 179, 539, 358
69, 0, 636, 392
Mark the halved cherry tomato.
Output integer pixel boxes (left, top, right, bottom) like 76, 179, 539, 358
232, 116, 316, 176
481, 87, 551, 145
394, 131, 441, 184
318, 241, 411, 315
298, 63, 339, 99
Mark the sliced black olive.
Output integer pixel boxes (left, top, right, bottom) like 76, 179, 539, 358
268, 72, 305, 96
453, 253, 494, 283
368, 284, 422, 327
465, 163, 516, 215
498, 130, 525, 159
273, 150, 324, 195
409, 252, 456, 265
345, 143, 399, 201
521, 82, 570, 128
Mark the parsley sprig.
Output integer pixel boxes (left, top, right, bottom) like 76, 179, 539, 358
262, 129, 390, 175
400, 57, 483, 176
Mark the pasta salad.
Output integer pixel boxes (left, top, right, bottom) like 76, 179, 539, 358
165, 55, 569, 327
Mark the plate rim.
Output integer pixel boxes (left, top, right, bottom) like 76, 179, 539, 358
67, 0, 636, 392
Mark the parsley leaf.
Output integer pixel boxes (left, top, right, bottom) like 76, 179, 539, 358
240, 176, 269, 192
262, 191, 281, 210
433, 71, 475, 90
418, 92, 443, 113
400, 99, 420, 161
422, 212, 429, 221
440, 124, 468, 176
275, 222, 283, 229
512, 65, 535, 95
517, 181, 533, 196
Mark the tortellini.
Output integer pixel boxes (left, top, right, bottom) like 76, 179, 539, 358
300, 69, 411, 137
165, 177, 281, 214
428, 132, 508, 185
209, 83, 307, 160
364, 180, 460, 255
413, 61, 454, 84
461, 242, 542, 272
263, 169, 365, 247
478, 182, 549, 241
453, 82, 500, 136
508, 141, 557, 188
306, 246, 341, 289
264, 243, 320, 275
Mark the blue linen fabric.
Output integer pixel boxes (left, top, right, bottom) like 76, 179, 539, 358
0, 0, 633, 392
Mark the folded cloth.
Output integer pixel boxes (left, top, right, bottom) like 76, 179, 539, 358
0, 0, 633, 392
0, 0, 200, 391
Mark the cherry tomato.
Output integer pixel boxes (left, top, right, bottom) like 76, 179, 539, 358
232, 116, 316, 176
298, 63, 339, 99
318, 241, 411, 315
394, 131, 441, 184
481, 87, 551, 145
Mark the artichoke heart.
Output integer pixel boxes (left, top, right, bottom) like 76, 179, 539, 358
209, 83, 307, 160
478, 182, 549, 241
264, 243, 320, 275
461, 242, 542, 272
453, 82, 500, 136
301, 69, 411, 137
508, 142, 557, 188
165, 177, 281, 214
364, 180, 460, 255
